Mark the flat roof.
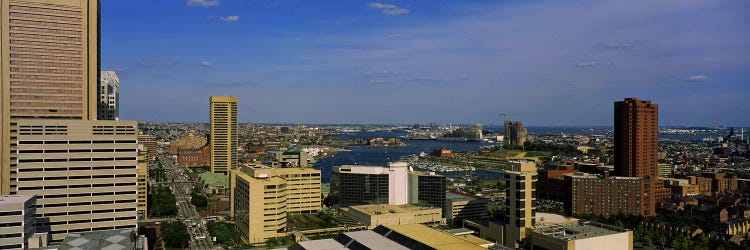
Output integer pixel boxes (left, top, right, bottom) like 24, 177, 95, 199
386, 224, 490, 250
533, 220, 629, 241
0, 195, 34, 205
343, 230, 410, 250
446, 192, 481, 201
350, 204, 440, 215
198, 172, 229, 186
59, 229, 137, 250
294, 239, 347, 250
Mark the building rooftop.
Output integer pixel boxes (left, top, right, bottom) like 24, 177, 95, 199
384, 224, 491, 249
349, 204, 439, 215
0, 195, 34, 205
446, 192, 482, 202
533, 220, 630, 241
293, 239, 347, 250
340, 230, 409, 250
59, 229, 142, 250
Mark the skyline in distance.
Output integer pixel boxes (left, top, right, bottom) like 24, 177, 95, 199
102, 0, 750, 126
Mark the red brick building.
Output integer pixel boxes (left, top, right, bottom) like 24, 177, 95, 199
564, 173, 647, 217
430, 148, 453, 158
178, 145, 210, 167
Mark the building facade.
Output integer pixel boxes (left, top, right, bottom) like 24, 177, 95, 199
614, 98, 661, 217
98, 71, 119, 120
1, 0, 100, 196
504, 162, 537, 249
177, 146, 210, 168
331, 165, 401, 207
504, 121, 527, 146
210, 96, 238, 174
137, 145, 148, 220
230, 169, 287, 244
408, 172, 447, 210
564, 173, 646, 217
14, 120, 139, 242
341, 204, 442, 229
0, 195, 36, 250
446, 192, 489, 225
248, 167, 322, 214
137, 134, 156, 164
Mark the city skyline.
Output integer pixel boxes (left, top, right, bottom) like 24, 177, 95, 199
102, 0, 749, 126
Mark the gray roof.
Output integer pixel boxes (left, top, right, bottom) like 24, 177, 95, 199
59, 229, 138, 250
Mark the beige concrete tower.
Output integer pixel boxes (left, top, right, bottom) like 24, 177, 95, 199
1, 0, 100, 195
504, 161, 537, 249
210, 96, 238, 174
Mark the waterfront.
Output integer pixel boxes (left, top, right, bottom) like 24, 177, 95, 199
314, 131, 502, 182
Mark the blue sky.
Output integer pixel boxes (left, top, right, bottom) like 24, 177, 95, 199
102, 0, 750, 126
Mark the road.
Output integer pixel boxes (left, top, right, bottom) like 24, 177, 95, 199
158, 154, 214, 250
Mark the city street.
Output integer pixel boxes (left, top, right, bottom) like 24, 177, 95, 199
158, 154, 214, 250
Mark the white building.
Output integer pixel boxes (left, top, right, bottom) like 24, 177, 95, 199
98, 71, 120, 120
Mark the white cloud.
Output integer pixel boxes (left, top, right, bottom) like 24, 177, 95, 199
200, 61, 213, 67
369, 2, 409, 15
187, 0, 219, 7
576, 61, 598, 67
219, 16, 240, 23
686, 75, 709, 82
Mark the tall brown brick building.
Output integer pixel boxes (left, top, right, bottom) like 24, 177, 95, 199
613, 98, 663, 216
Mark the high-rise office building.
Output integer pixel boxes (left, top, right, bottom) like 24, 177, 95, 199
230, 168, 287, 244
13, 120, 139, 242
210, 96, 238, 174
614, 98, 660, 216
614, 98, 658, 177
504, 121, 527, 146
504, 162, 537, 249
136, 144, 148, 220
408, 172, 447, 210
1, 0, 100, 196
137, 133, 156, 163
97, 71, 119, 120
247, 167, 322, 214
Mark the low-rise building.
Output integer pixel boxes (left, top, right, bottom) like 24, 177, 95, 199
0, 195, 36, 250
528, 221, 633, 250
230, 169, 287, 244
248, 166, 322, 213
177, 146, 210, 168
341, 204, 443, 229
58, 228, 147, 250
564, 173, 647, 217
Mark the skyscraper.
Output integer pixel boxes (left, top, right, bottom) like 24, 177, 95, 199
1, 0, 100, 195
614, 98, 658, 177
98, 71, 119, 120
504, 121, 527, 146
210, 96, 238, 174
614, 98, 660, 217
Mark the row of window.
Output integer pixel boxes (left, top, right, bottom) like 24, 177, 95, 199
10, 12, 82, 23
10, 109, 81, 114
39, 192, 137, 200
18, 183, 136, 190
11, 60, 82, 68
9, 19, 81, 29
11, 32, 81, 42
10, 46, 80, 55
11, 81, 80, 88
19, 148, 136, 154
18, 165, 137, 172
10, 25, 82, 35
11, 95, 82, 101
11, 102, 80, 108
18, 157, 137, 163
11, 67, 81, 74
10, 5, 83, 16
19, 140, 137, 145
10, 39, 82, 49
18, 174, 136, 182
11, 74, 82, 81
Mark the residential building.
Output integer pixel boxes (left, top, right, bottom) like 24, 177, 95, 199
658, 163, 672, 178
614, 98, 661, 216
446, 192, 489, 225
1, 0, 100, 196
137, 145, 148, 220
14, 120, 139, 242
137, 133, 156, 164
504, 121, 527, 146
177, 146, 210, 168
248, 167, 321, 213
168, 132, 207, 155
528, 221, 633, 250
210, 96, 238, 174
98, 71, 119, 120
0, 195, 36, 250
340, 204, 443, 229
230, 168, 286, 244
504, 162, 537, 249
564, 173, 647, 217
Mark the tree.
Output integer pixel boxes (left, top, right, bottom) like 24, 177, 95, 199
207, 221, 241, 245
161, 221, 190, 248
149, 186, 178, 217
657, 234, 667, 249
